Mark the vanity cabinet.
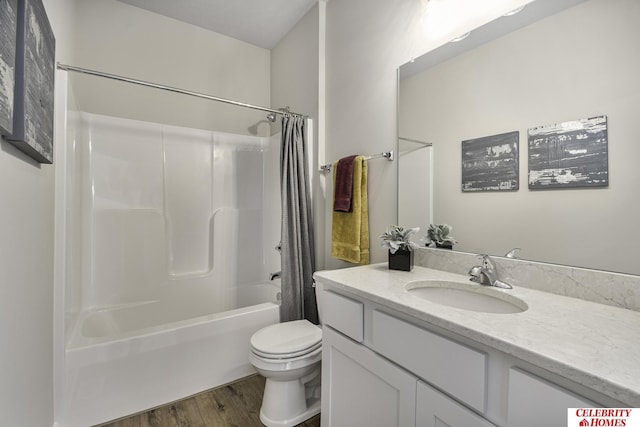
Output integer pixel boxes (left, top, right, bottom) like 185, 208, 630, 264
319, 284, 607, 427
322, 319, 495, 427
322, 326, 416, 427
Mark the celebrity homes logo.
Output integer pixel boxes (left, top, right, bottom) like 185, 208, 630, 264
568, 408, 639, 426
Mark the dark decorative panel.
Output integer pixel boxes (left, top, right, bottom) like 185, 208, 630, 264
0, 0, 18, 136
8, 0, 55, 163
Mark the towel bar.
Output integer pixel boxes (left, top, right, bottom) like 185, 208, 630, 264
319, 151, 394, 173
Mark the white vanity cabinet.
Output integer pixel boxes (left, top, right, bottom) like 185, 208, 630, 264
319, 284, 609, 427
322, 326, 417, 427
323, 322, 497, 427
320, 286, 496, 427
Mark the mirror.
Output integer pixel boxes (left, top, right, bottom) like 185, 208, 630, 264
398, 137, 433, 235
398, 0, 640, 275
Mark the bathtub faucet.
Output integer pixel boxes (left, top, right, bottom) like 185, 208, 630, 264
269, 271, 281, 281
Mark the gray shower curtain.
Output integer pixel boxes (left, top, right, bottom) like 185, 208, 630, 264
280, 115, 317, 324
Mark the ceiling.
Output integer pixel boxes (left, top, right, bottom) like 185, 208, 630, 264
116, 0, 317, 49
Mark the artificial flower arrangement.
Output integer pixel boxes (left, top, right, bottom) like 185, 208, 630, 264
380, 225, 420, 271
424, 224, 457, 249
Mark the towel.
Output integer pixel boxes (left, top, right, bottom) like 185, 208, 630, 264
333, 155, 357, 212
331, 156, 369, 264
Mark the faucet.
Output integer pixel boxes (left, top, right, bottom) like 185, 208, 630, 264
504, 248, 521, 258
468, 254, 512, 289
269, 271, 281, 281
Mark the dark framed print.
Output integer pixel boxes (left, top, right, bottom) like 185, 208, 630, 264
462, 131, 519, 192
8, 0, 55, 163
0, 0, 18, 136
528, 116, 608, 189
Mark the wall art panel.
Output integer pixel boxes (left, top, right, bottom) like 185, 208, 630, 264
0, 0, 18, 136
8, 0, 55, 163
462, 131, 519, 192
528, 116, 608, 189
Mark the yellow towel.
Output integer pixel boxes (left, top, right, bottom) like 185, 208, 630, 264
331, 156, 369, 264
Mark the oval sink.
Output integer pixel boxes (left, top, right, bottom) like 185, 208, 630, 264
405, 280, 527, 314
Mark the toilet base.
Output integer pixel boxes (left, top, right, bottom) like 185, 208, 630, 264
260, 398, 320, 427
258, 365, 321, 427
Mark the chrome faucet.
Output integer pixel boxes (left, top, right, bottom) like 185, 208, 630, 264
504, 248, 521, 258
468, 254, 512, 289
269, 271, 281, 281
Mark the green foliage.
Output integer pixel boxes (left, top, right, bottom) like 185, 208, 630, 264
379, 225, 420, 254
425, 224, 458, 247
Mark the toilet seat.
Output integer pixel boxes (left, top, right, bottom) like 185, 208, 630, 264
249, 346, 322, 373
252, 341, 322, 360
250, 319, 322, 360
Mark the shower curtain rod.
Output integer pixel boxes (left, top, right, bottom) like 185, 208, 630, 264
399, 136, 432, 146
319, 151, 394, 173
56, 63, 307, 118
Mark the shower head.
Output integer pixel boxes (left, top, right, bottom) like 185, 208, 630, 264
266, 112, 277, 122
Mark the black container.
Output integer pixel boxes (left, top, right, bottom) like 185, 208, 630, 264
388, 249, 414, 271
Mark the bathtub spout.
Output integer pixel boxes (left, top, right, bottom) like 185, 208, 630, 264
269, 271, 281, 281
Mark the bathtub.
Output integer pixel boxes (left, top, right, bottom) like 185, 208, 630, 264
62, 281, 280, 427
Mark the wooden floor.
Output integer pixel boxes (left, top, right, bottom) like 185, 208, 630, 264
98, 375, 321, 427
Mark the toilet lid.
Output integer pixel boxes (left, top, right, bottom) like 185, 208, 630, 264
250, 319, 322, 356
252, 341, 322, 360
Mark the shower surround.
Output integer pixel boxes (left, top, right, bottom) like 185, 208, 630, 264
58, 111, 281, 426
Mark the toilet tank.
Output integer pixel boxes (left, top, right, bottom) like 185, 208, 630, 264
314, 279, 324, 325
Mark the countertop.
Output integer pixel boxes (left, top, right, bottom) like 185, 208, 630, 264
314, 264, 640, 406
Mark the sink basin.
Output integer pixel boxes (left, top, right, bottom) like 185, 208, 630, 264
405, 280, 527, 314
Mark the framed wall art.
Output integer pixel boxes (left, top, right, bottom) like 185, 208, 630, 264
0, 0, 18, 136
8, 0, 55, 163
528, 116, 608, 189
462, 131, 519, 192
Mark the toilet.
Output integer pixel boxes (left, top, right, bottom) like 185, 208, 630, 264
249, 281, 324, 427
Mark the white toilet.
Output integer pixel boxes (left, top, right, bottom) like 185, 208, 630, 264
249, 282, 324, 427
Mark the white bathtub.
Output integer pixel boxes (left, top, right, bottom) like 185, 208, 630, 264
62, 281, 280, 427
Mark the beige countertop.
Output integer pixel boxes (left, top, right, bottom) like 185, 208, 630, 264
314, 263, 640, 406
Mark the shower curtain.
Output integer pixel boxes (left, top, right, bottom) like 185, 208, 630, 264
280, 115, 317, 323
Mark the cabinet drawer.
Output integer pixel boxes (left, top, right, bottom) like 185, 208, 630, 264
508, 368, 595, 427
371, 310, 487, 412
322, 291, 364, 342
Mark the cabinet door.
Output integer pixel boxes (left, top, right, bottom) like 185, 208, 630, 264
321, 326, 416, 427
507, 368, 595, 427
416, 381, 496, 427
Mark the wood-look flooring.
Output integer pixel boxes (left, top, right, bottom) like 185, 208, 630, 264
98, 374, 320, 427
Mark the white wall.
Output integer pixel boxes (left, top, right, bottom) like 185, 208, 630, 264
71, 0, 271, 136
0, 132, 55, 427
0, 1, 75, 426
323, 0, 532, 267
271, 4, 321, 268
399, 0, 640, 274
271, 4, 319, 122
